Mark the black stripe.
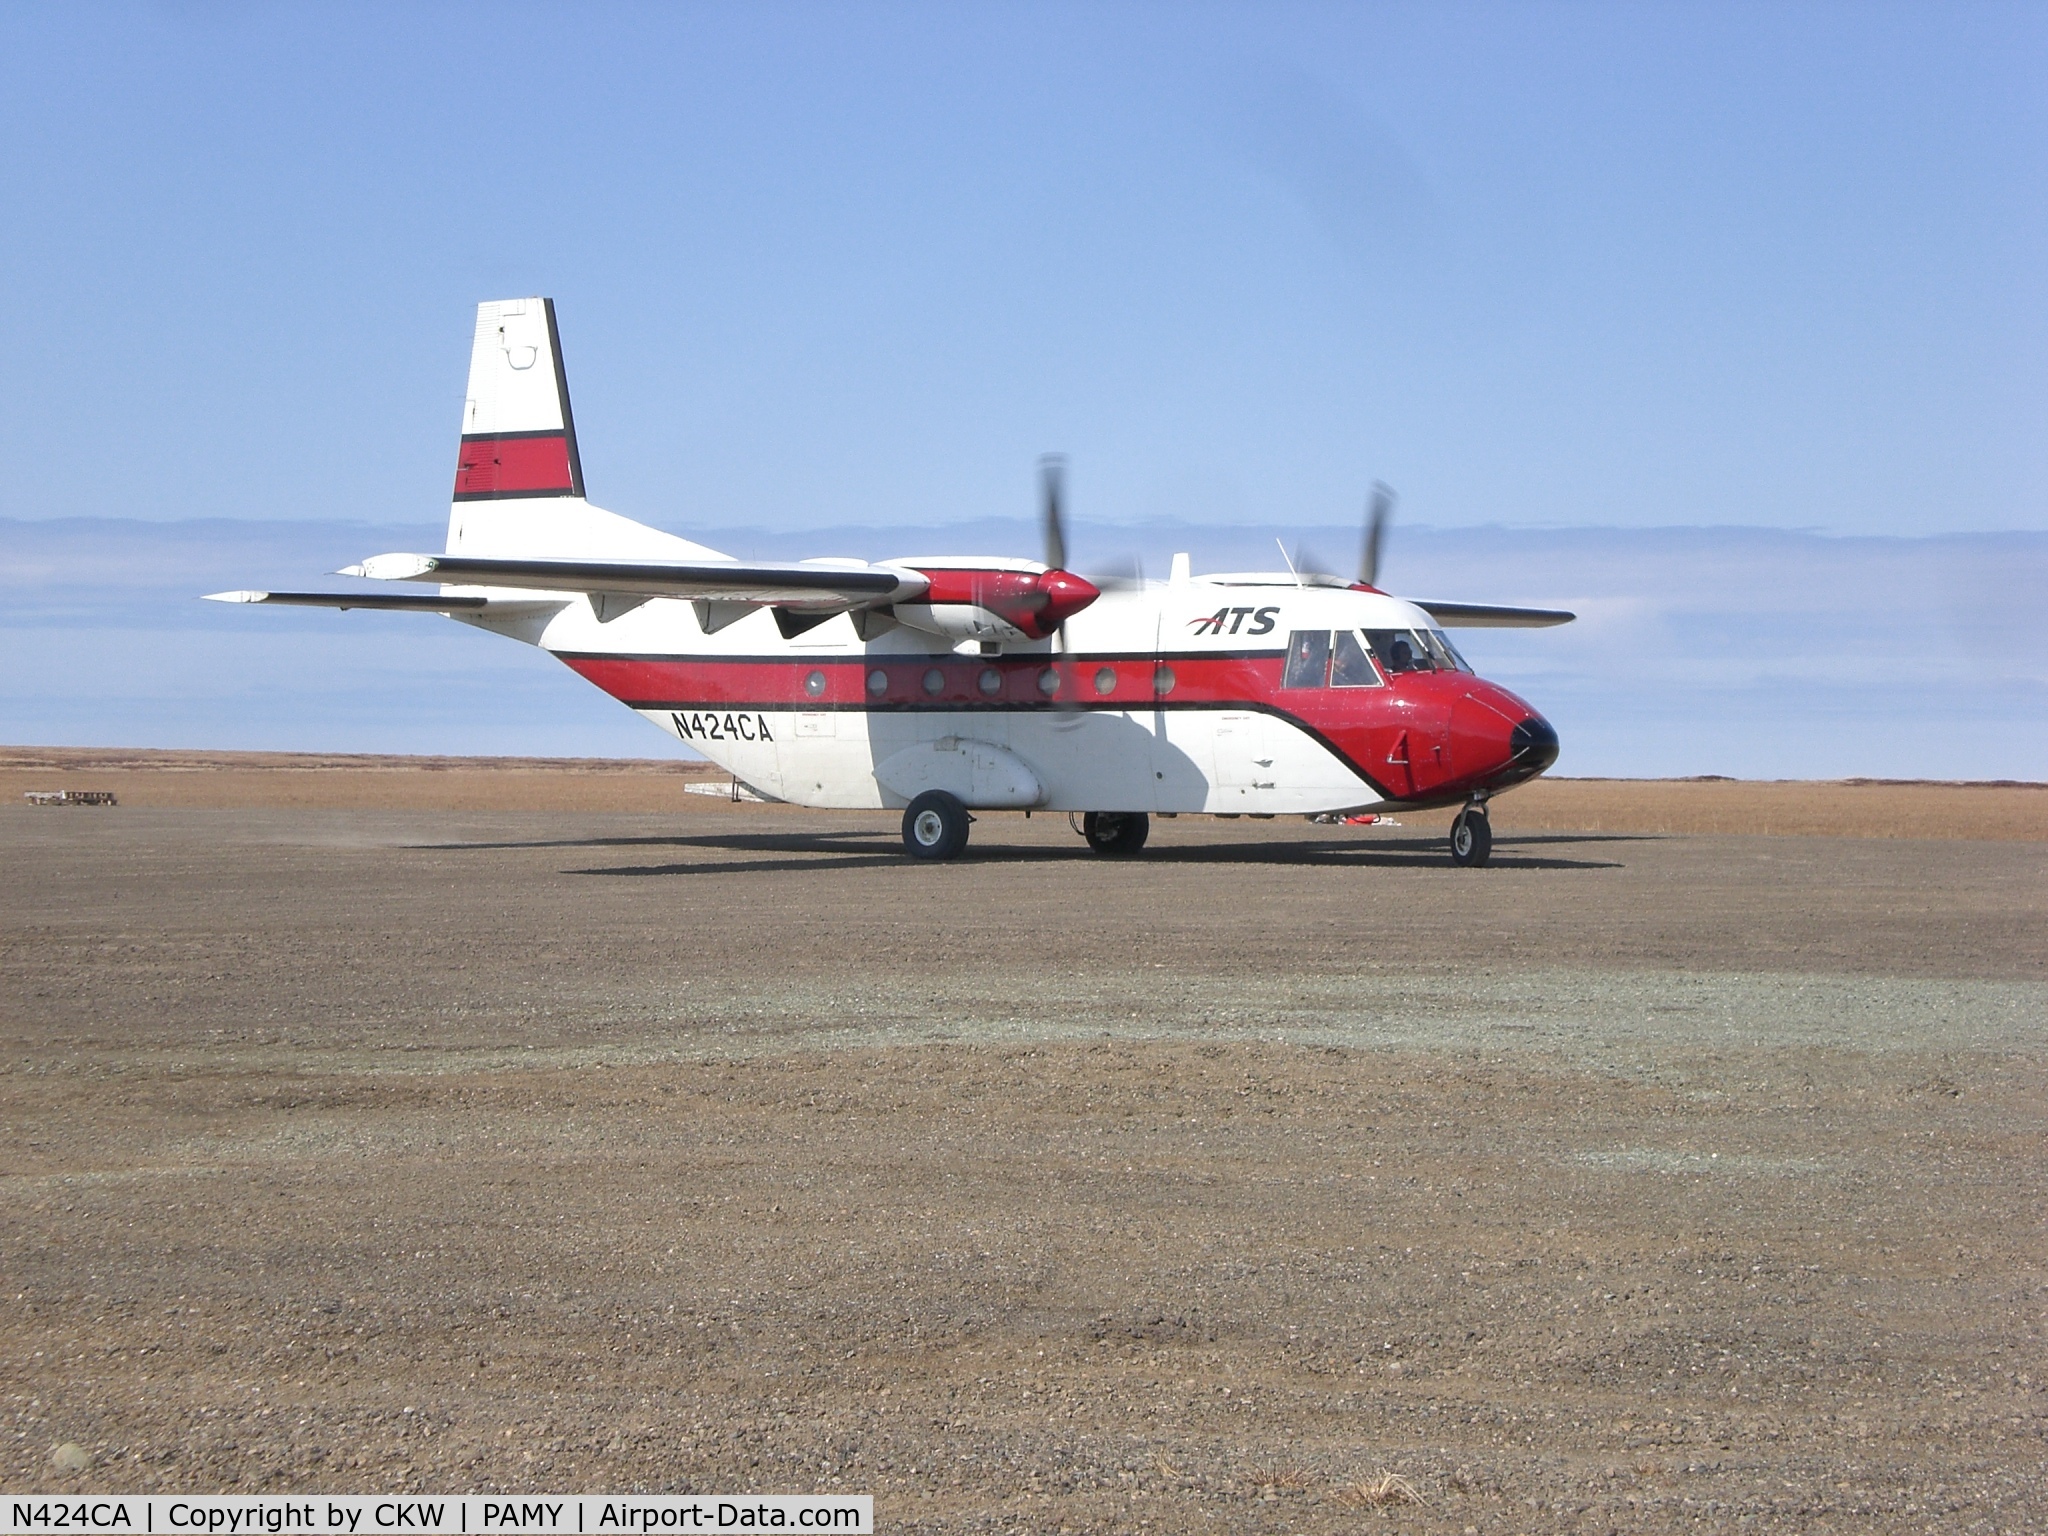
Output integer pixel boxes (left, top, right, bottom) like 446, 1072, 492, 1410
245, 592, 490, 611
1415, 600, 1575, 626
439, 560, 902, 593
451, 486, 579, 503
457, 429, 569, 443
630, 699, 1283, 714
545, 297, 586, 498
551, 648, 1286, 665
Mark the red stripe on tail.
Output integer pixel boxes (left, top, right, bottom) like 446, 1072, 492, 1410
454, 432, 575, 499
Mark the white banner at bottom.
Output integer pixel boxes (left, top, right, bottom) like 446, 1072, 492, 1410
2, 1498, 873, 1536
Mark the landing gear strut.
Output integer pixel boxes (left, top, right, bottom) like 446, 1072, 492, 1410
1449, 801, 1492, 867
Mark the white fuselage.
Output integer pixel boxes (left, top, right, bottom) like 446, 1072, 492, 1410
457, 573, 1487, 816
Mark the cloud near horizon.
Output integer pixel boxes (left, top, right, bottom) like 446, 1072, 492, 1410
3, 518, 2043, 781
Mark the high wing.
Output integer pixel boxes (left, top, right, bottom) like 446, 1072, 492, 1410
340, 552, 928, 608
208, 553, 935, 628
1413, 600, 1575, 628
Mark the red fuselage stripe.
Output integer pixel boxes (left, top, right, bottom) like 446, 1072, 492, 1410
555, 651, 1547, 806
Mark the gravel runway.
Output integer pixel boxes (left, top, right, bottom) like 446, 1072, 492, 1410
2, 801, 2043, 1532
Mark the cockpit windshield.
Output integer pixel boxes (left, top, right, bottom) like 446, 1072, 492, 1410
1363, 628, 1471, 675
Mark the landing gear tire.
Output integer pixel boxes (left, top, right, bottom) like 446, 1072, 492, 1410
1449, 806, 1492, 868
903, 791, 971, 861
1082, 811, 1150, 856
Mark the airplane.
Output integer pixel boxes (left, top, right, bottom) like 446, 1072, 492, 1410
209, 297, 1572, 865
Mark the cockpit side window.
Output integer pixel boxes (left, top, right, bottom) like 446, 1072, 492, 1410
1364, 629, 1432, 674
1281, 629, 1332, 688
1330, 629, 1383, 687
1428, 629, 1474, 673
1420, 628, 1471, 673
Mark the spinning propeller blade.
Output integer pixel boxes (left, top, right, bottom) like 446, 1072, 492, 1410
1040, 453, 1088, 722
1040, 454, 1067, 575
1360, 481, 1395, 588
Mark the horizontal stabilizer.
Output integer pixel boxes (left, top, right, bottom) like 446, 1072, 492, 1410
1414, 600, 1575, 628
204, 590, 490, 611
342, 553, 928, 608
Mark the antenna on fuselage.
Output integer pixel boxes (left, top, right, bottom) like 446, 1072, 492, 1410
1276, 538, 1303, 587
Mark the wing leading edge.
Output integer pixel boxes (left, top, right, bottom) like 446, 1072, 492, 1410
204, 590, 491, 611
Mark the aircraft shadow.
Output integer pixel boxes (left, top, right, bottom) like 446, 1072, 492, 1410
558, 831, 1625, 876
424, 827, 1647, 858
412, 830, 898, 855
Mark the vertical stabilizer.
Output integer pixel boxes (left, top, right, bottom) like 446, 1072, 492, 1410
445, 299, 729, 562
454, 298, 584, 503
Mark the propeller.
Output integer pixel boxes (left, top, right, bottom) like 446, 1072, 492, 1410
1288, 539, 1333, 584
1359, 480, 1396, 588
1040, 453, 1067, 575
1037, 454, 1147, 724
1038, 454, 1085, 722
1041, 453, 1143, 592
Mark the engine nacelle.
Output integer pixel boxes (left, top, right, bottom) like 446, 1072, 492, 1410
888, 564, 1100, 643
891, 602, 1031, 643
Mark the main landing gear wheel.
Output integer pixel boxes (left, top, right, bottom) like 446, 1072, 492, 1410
902, 790, 971, 861
1449, 806, 1492, 868
1082, 811, 1150, 856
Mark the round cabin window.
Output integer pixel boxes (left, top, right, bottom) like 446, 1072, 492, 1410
1038, 668, 1061, 696
1154, 664, 1176, 695
866, 668, 888, 695
804, 670, 827, 699
978, 667, 1002, 696
922, 668, 946, 696
1093, 666, 1117, 696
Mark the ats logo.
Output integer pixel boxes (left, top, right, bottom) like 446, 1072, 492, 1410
1188, 605, 1279, 637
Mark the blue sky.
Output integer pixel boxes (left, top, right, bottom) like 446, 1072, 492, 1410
3, 4, 2045, 776
3, 2, 2043, 536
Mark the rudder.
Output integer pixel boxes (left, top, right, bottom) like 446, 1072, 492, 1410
454, 297, 584, 502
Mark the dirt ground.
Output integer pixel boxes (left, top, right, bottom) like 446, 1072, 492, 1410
2, 759, 2044, 1532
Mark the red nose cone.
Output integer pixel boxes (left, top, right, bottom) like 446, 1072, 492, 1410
1450, 682, 1561, 793
1034, 570, 1100, 635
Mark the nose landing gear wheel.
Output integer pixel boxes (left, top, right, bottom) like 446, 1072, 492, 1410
1449, 806, 1492, 867
1081, 811, 1150, 856
902, 790, 971, 860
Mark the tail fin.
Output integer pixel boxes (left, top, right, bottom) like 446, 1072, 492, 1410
446, 299, 728, 562
455, 297, 583, 502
